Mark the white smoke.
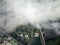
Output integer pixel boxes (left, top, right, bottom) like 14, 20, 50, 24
0, 0, 60, 36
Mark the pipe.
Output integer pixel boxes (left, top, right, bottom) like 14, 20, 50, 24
39, 26, 46, 45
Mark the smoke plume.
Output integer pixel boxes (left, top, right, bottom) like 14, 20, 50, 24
0, 0, 60, 38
